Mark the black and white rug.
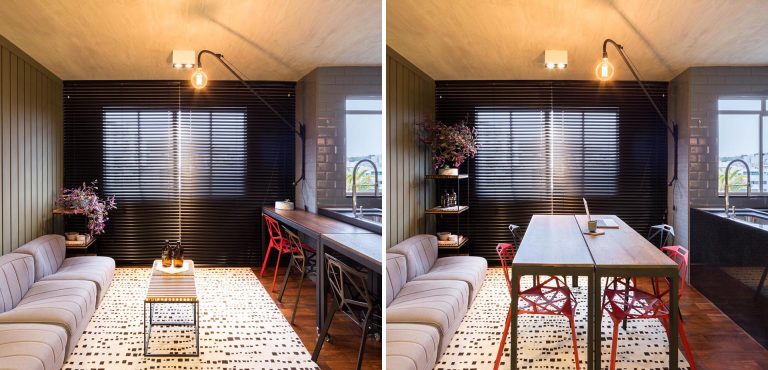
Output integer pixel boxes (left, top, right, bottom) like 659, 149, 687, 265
437, 268, 692, 370
64, 268, 318, 370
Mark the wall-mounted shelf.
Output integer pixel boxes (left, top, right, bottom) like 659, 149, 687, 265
425, 171, 471, 252
426, 205, 469, 214
425, 174, 469, 180
53, 208, 85, 215
437, 235, 469, 249
53, 207, 97, 254
65, 237, 96, 250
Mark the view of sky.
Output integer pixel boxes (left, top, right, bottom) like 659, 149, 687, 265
718, 114, 761, 157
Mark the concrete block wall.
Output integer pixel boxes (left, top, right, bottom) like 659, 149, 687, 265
670, 66, 768, 251
295, 67, 383, 213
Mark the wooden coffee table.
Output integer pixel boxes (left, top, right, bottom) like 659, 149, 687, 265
143, 260, 199, 357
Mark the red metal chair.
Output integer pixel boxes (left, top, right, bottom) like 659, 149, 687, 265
601, 245, 696, 370
494, 242, 581, 370
260, 214, 315, 292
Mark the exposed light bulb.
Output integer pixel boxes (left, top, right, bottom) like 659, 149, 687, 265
557, 63, 566, 69
595, 57, 614, 81
191, 68, 208, 89
173, 63, 182, 68
545, 63, 555, 69
184, 64, 193, 68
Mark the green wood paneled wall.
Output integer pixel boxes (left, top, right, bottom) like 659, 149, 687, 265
0, 35, 63, 255
386, 47, 435, 247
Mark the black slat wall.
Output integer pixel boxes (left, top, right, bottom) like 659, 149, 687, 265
435, 80, 668, 263
63, 80, 295, 265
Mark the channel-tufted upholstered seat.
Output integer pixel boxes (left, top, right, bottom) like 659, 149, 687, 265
0, 323, 68, 370
386, 244, 485, 369
0, 252, 94, 368
0, 278, 97, 354
0, 239, 113, 368
16, 234, 115, 306
388, 234, 487, 306
387, 279, 468, 355
386, 323, 440, 370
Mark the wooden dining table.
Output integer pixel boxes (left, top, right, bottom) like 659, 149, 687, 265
509, 214, 680, 370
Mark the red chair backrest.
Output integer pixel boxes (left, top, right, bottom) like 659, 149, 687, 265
660, 245, 689, 297
264, 214, 284, 244
496, 242, 516, 295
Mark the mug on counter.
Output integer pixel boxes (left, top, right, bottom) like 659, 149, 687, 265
588, 220, 598, 233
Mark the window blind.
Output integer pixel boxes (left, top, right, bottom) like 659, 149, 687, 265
435, 80, 668, 262
64, 80, 295, 265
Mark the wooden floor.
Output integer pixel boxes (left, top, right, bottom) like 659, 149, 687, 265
642, 279, 768, 370
254, 267, 382, 370
253, 263, 768, 370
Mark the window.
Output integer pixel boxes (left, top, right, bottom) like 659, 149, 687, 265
345, 97, 382, 194
179, 111, 246, 196
103, 110, 175, 200
474, 108, 619, 204
718, 98, 768, 194
104, 109, 247, 198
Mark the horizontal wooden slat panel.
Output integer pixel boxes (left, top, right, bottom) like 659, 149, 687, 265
435, 80, 668, 263
63, 80, 295, 266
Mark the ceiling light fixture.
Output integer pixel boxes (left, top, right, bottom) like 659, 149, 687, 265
191, 49, 306, 187
544, 50, 567, 69
172, 50, 196, 69
597, 38, 679, 186
190, 67, 208, 89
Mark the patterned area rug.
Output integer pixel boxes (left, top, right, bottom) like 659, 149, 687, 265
437, 268, 691, 370
64, 268, 318, 370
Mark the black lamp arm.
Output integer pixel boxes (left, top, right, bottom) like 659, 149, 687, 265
602, 39, 678, 186
196, 49, 306, 187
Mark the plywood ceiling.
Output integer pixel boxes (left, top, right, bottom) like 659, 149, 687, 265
0, 0, 381, 81
387, 0, 768, 81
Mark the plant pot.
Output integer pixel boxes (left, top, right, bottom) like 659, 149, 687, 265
438, 167, 459, 176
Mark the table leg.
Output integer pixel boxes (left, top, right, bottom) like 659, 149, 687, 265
195, 302, 200, 356
510, 269, 520, 370
316, 237, 325, 332
260, 214, 266, 266
143, 302, 147, 355
587, 273, 594, 370
593, 272, 601, 370
669, 272, 679, 370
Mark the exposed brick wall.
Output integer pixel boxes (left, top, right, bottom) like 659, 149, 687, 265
295, 67, 382, 212
670, 67, 768, 251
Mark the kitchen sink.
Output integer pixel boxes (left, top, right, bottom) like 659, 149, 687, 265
318, 208, 382, 234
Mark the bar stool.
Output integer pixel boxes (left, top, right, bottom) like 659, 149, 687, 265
644, 224, 675, 297
277, 226, 316, 324
260, 214, 313, 292
494, 242, 581, 370
648, 224, 675, 249
508, 224, 522, 251
312, 254, 379, 370
601, 245, 696, 370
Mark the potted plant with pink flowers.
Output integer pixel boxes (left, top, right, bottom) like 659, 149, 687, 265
417, 117, 479, 175
56, 180, 116, 236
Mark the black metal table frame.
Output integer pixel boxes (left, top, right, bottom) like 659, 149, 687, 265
509, 265, 680, 370
143, 300, 200, 357
509, 265, 595, 370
